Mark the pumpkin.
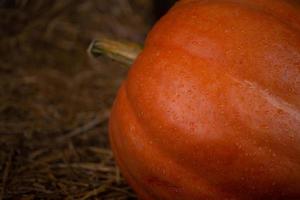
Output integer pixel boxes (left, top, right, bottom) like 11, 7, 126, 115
109, 0, 300, 199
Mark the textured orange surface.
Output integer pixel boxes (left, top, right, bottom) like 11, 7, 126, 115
109, 0, 300, 199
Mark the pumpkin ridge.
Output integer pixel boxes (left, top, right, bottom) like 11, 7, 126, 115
145, 39, 299, 111
109, 127, 158, 200
109, 86, 162, 200
142, 39, 299, 114
116, 84, 300, 199
125, 45, 300, 198
230, 77, 300, 120
125, 58, 266, 199
118, 83, 240, 199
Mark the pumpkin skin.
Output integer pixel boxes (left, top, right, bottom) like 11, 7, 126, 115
109, 0, 300, 199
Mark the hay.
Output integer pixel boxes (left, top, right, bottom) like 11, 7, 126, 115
0, 0, 153, 199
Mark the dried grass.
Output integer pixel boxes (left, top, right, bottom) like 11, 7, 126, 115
0, 0, 153, 199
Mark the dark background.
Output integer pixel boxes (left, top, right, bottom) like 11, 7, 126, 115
0, 0, 175, 199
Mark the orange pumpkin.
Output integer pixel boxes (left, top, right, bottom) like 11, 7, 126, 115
109, 0, 300, 199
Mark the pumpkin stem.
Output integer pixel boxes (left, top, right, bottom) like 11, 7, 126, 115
88, 37, 142, 66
